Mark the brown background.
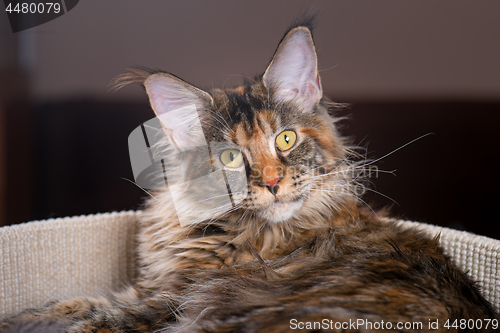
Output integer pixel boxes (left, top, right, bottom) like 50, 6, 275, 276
0, 1, 499, 238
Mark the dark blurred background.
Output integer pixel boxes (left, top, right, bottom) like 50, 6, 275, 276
0, 1, 499, 239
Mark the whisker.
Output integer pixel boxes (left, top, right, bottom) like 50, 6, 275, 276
364, 188, 400, 207
179, 190, 248, 206
361, 133, 434, 168
120, 177, 158, 201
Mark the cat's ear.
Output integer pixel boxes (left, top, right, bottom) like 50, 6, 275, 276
263, 27, 322, 112
144, 73, 213, 150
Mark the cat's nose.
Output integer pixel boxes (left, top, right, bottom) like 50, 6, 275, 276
262, 177, 281, 196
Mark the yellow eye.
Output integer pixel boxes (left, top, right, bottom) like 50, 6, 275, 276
220, 149, 243, 168
275, 130, 297, 151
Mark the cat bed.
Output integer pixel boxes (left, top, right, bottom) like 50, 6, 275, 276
0, 211, 499, 317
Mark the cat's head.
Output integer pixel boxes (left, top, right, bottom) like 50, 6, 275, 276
118, 24, 358, 227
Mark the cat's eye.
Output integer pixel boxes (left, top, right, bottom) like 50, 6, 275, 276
275, 130, 297, 151
220, 149, 243, 168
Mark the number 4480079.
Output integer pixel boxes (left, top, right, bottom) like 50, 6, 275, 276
5, 2, 62, 14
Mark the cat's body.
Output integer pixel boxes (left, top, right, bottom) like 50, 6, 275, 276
1, 18, 497, 333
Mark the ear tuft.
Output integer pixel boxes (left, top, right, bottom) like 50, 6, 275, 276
288, 9, 319, 34
110, 67, 158, 92
263, 27, 322, 112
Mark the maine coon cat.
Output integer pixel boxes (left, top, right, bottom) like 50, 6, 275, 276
1, 17, 497, 333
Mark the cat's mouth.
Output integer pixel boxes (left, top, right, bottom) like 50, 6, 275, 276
258, 196, 305, 223
271, 196, 302, 206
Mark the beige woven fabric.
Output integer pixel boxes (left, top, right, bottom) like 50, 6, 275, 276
0, 211, 138, 317
0, 212, 498, 317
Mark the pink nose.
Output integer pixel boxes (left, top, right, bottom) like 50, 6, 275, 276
262, 177, 281, 196
263, 177, 280, 188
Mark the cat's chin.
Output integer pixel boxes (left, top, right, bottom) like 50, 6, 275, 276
257, 199, 303, 223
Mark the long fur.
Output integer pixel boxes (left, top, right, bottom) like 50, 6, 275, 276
2, 18, 497, 333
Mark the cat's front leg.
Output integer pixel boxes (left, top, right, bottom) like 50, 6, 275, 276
1, 294, 176, 333
1, 296, 115, 332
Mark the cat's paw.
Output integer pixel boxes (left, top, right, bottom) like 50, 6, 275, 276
1, 315, 118, 333
1, 296, 114, 333
0, 318, 70, 333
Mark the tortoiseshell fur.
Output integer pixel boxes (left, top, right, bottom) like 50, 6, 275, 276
1, 17, 496, 333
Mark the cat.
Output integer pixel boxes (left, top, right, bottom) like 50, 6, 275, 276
1, 16, 497, 333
